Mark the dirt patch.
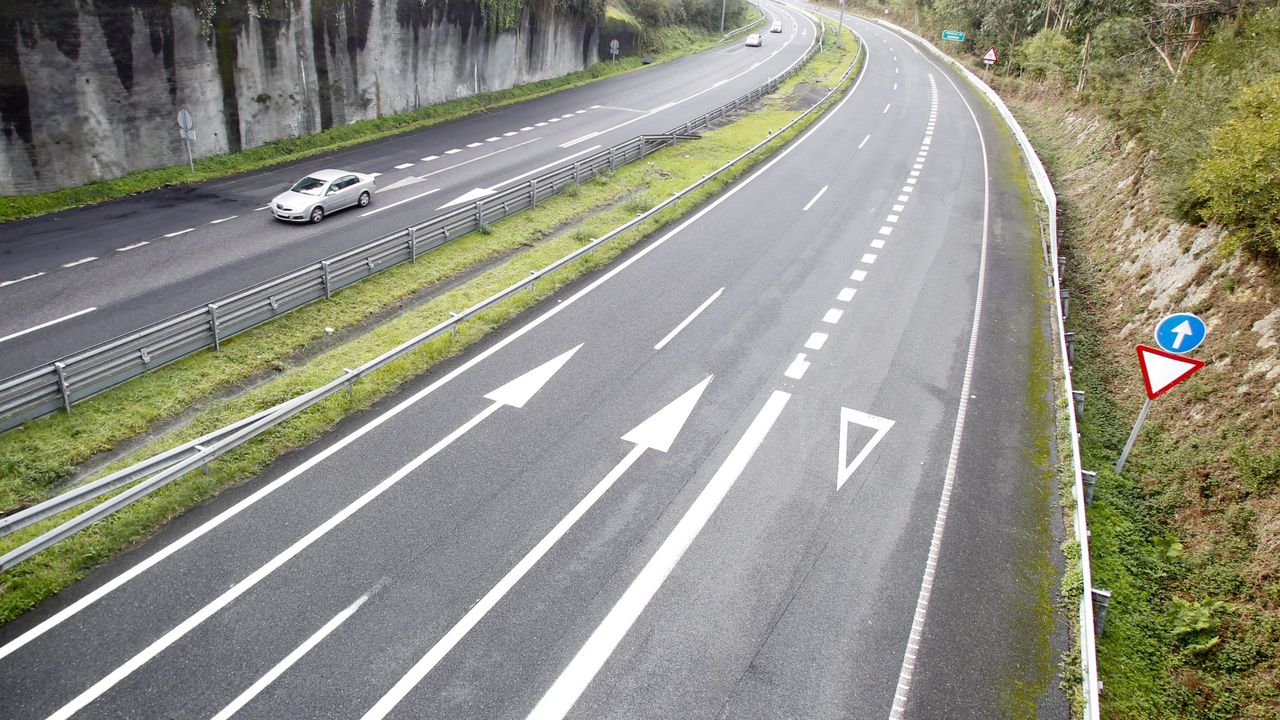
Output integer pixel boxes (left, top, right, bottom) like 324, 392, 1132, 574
781, 82, 828, 111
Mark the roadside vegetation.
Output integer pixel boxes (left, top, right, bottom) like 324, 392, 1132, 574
0, 19, 858, 625
835, 0, 1280, 716
0, 1, 756, 225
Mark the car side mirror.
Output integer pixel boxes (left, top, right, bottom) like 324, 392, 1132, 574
326, 187, 338, 195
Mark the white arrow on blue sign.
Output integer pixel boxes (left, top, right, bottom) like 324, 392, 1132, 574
1154, 312, 1206, 354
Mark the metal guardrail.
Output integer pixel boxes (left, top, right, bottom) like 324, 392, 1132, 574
0, 28, 825, 435
874, 19, 1104, 720
0, 16, 851, 570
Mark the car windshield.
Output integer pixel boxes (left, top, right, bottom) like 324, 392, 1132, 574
290, 177, 327, 196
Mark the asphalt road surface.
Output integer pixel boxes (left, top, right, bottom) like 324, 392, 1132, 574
0, 3, 814, 376
0, 8, 1068, 720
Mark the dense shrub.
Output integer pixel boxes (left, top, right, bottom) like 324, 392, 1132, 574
1015, 29, 1080, 86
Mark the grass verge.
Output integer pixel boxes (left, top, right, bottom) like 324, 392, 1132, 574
0, 24, 726, 225
0, 20, 859, 626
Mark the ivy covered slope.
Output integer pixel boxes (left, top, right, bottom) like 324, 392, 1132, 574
843, 0, 1280, 717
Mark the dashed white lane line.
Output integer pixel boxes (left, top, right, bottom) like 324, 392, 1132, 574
804, 332, 828, 351
418, 136, 542, 181
560, 114, 574, 119
837, 287, 856, 302
821, 309, 844, 324
910, 171, 920, 177
210, 216, 237, 225
394, 162, 414, 170
254, 205, 271, 211
521, 126, 535, 131
913, 163, 924, 170
860, 253, 878, 264
359, 188, 439, 217
535, 122, 548, 127
445, 149, 463, 155
164, 228, 194, 238
893, 204, 905, 212
548, 118, 561, 123
466, 142, 483, 148
116, 241, 150, 252
503, 132, 517, 137
858, 135, 871, 149
887, 214, 900, 223
883, 103, 891, 114
422, 155, 440, 162
907, 178, 918, 185
851, 269, 868, 282
871, 239, 886, 249
0, 306, 97, 344
895, 66, 899, 74
802, 185, 828, 212
898, 195, 910, 202
62, 256, 98, 267
0, 272, 45, 288
485, 137, 501, 142
654, 287, 724, 351
893, 82, 898, 90
574, 109, 586, 114
878, 226, 893, 236
784, 354, 810, 380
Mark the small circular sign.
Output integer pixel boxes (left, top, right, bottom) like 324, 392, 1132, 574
610, 39, 620, 51
1154, 312, 1206, 354
177, 109, 193, 130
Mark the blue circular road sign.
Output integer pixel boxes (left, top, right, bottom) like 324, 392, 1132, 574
1154, 312, 1206, 354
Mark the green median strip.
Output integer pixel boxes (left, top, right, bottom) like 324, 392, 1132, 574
0, 20, 859, 625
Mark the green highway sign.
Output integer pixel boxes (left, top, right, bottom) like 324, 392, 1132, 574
941, 30, 966, 41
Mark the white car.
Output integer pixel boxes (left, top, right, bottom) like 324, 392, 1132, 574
746, 33, 763, 47
770, 21, 783, 32
272, 169, 376, 223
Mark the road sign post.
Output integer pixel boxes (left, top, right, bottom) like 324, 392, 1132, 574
177, 109, 195, 173
1115, 344, 1206, 474
981, 47, 998, 84
609, 39, 620, 63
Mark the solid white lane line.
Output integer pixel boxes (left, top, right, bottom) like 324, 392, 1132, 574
654, 288, 723, 350
394, 163, 415, 170
487, 145, 601, 191
0, 307, 98, 344
527, 390, 791, 720
560, 131, 600, 149
802, 185, 828, 212
62, 257, 97, 267
837, 288, 856, 302
851, 269, 868, 282
883, 103, 891, 113
804, 332, 828, 350
359, 188, 440, 217
210, 216, 237, 225
41, 401, 506, 720
784, 355, 809, 380
116, 241, 150, 252
858, 135, 870, 149
0, 272, 45, 288
417, 136, 542, 180
871, 239, 886, 249
164, 228, 194, 238
210, 590, 374, 720
823, 308, 844, 324
0, 15, 862, 661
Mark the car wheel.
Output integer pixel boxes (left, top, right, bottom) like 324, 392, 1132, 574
358, 191, 371, 208
310, 206, 324, 224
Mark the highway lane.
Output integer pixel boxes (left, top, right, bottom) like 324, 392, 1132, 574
0, 3, 816, 376
0, 10, 1064, 720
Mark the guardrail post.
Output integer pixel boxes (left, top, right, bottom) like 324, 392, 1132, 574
574, 161, 581, 184
1057, 255, 1066, 278
208, 304, 221, 351
527, 269, 538, 292
1072, 389, 1085, 417
609, 146, 616, 170
1065, 331, 1076, 365
530, 178, 538, 207
1081, 470, 1097, 505
1060, 288, 1070, 321
321, 260, 333, 299
53, 361, 72, 414
1091, 588, 1112, 635
449, 312, 459, 337
475, 200, 485, 228
408, 227, 419, 263
194, 444, 210, 474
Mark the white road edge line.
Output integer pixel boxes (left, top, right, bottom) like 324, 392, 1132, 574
653, 288, 724, 350
858, 135, 870, 149
0, 20, 870, 662
0, 307, 98, 345
802, 185, 829, 212
359, 188, 440, 217
526, 390, 792, 720
209, 587, 378, 720
880, 36, 993, 720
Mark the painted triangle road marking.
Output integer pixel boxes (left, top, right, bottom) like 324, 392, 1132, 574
438, 187, 496, 210
1136, 344, 1204, 399
837, 408, 895, 491
381, 175, 425, 192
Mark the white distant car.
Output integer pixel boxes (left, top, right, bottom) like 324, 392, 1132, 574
771, 21, 783, 32
272, 169, 376, 223
746, 33, 763, 47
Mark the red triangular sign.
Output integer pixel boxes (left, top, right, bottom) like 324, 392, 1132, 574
1136, 345, 1204, 400
982, 47, 998, 63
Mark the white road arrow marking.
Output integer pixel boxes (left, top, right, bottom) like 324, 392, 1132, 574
1169, 319, 1193, 350
361, 376, 712, 720
380, 175, 426, 192
41, 347, 580, 720
837, 407, 894, 491
437, 186, 497, 210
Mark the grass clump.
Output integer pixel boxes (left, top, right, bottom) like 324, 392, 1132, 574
0, 21, 862, 625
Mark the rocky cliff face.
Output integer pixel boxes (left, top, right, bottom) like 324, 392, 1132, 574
0, 0, 606, 194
